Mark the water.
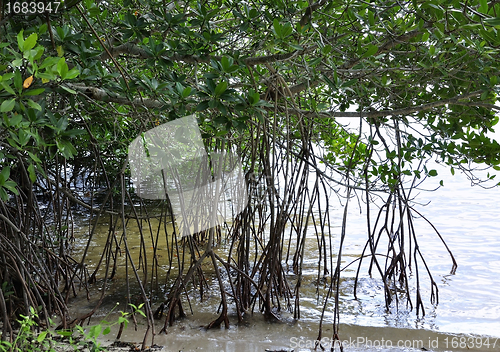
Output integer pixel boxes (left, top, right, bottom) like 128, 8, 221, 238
335, 169, 499, 349
70, 161, 500, 351
413, 164, 500, 337
329, 161, 500, 338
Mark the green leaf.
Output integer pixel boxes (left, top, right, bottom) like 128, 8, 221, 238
479, 0, 488, 14
24, 33, 38, 51
18, 129, 30, 146
28, 151, 41, 163
220, 56, 232, 71
23, 88, 45, 96
3, 180, 19, 196
89, 324, 102, 339
362, 44, 378, 58
273, 18, 282, 38
309, 57, 322, 67
484, 17, 500, 26
57, 57, 68, 79
60, 85, 77, 94
182, 86, 192, 98
281, 22, 293, 38
0, 188, 8, 201
37, 72, 57, 81
196, 100, 209, 111
175, 81, 184, 95
39, 56, 60, 70
27, 99, 42, 111
480, 29, 496, 43
248, 91, 260, 105
65, 68, 80, 79
1, 82, 16, 95
55, 330, 74, 337
62, 128, 85, 137
135, 309, 146, 318
1, 73, 15, 81
428, 169, 438, 176
0, 99, 16, 112
57, 139, 77, 159
429, 45, 435, 56
36, 331, 47, 343
214, 81, 227, 96
341, 79, 357, 87
117, 316, 129, 328
9, 114, 22, 127
14, 70, 23, 92
17, 30, 25, 51
368, 10, 375, 26
290, 44, 304, 50
0, 167, 10, 185
56, 116, 68, 131
33, 46, 45, 61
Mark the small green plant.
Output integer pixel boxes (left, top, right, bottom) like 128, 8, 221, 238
0, 307, 57, 352
0, 304, 146, 352
64, 303, 144, 352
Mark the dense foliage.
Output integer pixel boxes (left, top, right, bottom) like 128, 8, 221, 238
1, 0, 500, 348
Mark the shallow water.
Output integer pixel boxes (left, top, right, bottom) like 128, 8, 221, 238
328, 162, 500, 338
70, 161, 500, 351
96, 315, 498, 352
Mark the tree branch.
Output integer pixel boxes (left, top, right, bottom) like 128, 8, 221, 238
299, 0, 328, 27
65, 83, 165, 108
98, 42, 304, 66
365, 90, 484, 118
95, 27, 429, 101
65, 82, 486, 120
285, 25, 433, 97
269, 90, 487, 118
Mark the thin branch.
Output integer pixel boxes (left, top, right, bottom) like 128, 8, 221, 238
66, 80, 489, 121
286, 24, 433, 97
98, 42, 305, 66
290, 90, 485, 118
365, 90, 484, 118
76, 5, 130, 89
64, 83, 165, 108
299, 0, 328, 27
